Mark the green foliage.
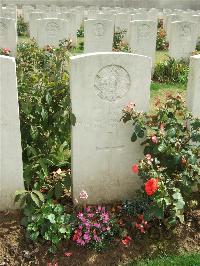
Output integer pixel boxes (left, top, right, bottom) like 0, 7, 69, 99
122, 196, 152, 217
77, 26, 84, 37
113, 30, 131, 52
153, 57, 189, 85
122, 94, 200, 225
27, 200, 75, 253
17, 16, 29, 37
156, 28, 168, 51
40, 168, 71, 202
15, 189, 44, 225
16, 39, 73, 190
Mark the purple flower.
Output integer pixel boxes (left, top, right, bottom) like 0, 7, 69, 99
87, 213, 94, 218
94, 234, 101, 242
94, 223, 101, 228
101, 212, 109, 223
83, 233, 91, 242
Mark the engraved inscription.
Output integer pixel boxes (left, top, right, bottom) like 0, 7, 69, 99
45, 21, 60, 36
180, 24, 191, 40
0, 22, 7, 38
94, 65, 130, 102
94, 23, 104, 37
138, 23, 151, 39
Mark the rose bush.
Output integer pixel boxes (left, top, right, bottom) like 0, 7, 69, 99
122, 94, 200, 225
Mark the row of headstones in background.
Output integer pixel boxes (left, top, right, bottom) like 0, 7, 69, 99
84, 19, 157, 65
1, 51, 199, 209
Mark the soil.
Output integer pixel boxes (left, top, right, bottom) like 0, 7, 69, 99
0, 208, 200, 266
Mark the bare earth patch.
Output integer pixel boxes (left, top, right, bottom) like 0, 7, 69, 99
0, 208, 199, 266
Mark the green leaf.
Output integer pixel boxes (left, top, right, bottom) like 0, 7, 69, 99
32, 190, 44, 202
55, 182, 63, 199
47, 214, 56, 224
158, 143, 166, 152
59, 227, 67, 234
30, 192, 40, 207
131, 132, 137, 142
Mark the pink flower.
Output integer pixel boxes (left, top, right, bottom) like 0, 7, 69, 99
94, 223, 101, 228
123, 102, 135, 113
3, 48, 10, 55
132, 164, 139, 174
79, 190, 88, 200
151, 135, 158, 144
145, 154, 152, 161
64, 252, 73, 257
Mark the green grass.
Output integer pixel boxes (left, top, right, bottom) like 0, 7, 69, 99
150, 82, 186, 111
130, 253, 200, 266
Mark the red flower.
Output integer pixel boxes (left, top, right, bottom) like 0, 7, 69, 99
122, 236, 132, 246
145, 178, 159, 196
72, 230, 79, 241
151, 135, 158, 144
132, 164, 139, 174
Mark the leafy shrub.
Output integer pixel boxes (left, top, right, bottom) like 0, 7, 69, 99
122, 95, 200, 226
15, 189, 44, 225
122, 196, 152, 217
17, 16, 29, 37
27, 200, 75, 253
153, 57, 189, 84
156, 28, 168, 51
16, 39, 73, 190
73, 206, 120, 251
113, 30, 131, 52
77, 26, 84, 37
40, 168, 71, 203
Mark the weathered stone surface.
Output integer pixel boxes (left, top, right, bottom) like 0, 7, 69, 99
70, 52, 152, 204
0, 56, 24, 210
0, 17, 17, 55
187, 54, 200, 118
129, 20, 157, 64
169, 21, 198, 60
84, 19, 114, 53
36, 18, 68, 47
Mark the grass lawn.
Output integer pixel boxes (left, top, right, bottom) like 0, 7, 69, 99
131, 253, 200, 266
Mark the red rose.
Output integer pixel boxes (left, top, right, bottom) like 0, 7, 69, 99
132, 164, 139, 174
145, 178, 159, 196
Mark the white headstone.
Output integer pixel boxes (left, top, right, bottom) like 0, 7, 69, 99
60, 12, 77, 46
169, 21, 198, 60
129, 20, 157, 64
70, 52, 152, 204
0, 17, 17, 56
115, 13, 131, 41
36, 18, 68, 48
187, 54, 200, 118
0, 56, 24, 210
84, 19, 114, 53
29, 12, 45, 39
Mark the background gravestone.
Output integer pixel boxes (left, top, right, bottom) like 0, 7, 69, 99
36, 18, 68, 47
0, 56, 24, 210
187, 54, 200, 118
0, 17, 17, 55
169, 21, 198, 60
129, 20, 157, 65
70, 52, 152, 204
84, 19, 114, 53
